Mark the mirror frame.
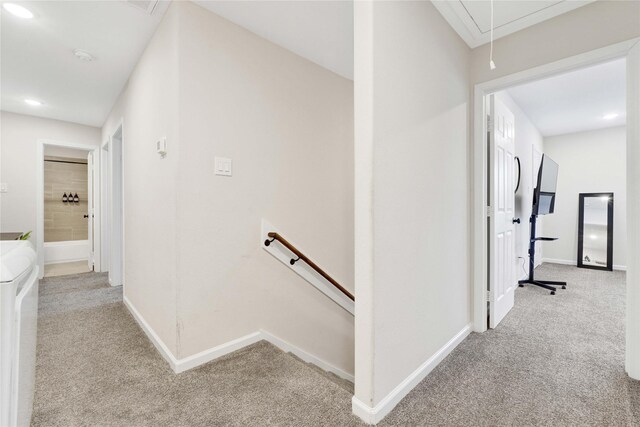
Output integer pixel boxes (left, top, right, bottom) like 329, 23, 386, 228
577, 192, 614, 271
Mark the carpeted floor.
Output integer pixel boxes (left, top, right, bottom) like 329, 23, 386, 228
32, 264, 638, 426
381, 263, 637, 426
33, 272, 361, 426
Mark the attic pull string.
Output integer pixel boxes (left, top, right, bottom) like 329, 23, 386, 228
490, 0, 496, 70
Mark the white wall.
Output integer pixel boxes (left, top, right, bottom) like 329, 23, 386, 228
102, 4, 180, 354
543, 126, 627, 268
174, 1, 355, 370
102, 1, 355, 374
470, 0, 639, 270
0, 111, 100, 244
495, 91, 545, 271
43, 146, 89, 159
470, 1, 640, 86
354, 0, 470, 413
353, 0, 640, 422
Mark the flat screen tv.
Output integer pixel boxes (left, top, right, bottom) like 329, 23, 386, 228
533, 154, 559, 216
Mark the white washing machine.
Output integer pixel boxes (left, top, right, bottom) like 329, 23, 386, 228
1, 240, 39, 427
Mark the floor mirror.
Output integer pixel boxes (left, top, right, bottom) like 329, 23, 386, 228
578, 192, 614, 271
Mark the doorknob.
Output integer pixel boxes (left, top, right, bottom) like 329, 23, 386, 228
512, 218, 521, 224
83, 214, 89, 218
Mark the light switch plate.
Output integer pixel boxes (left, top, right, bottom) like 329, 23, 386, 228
214, 157, 232, 176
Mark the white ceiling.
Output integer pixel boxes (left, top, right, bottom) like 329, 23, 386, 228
1, 1, 170, 127
506, 58, 626, 137
1, 1, 352, 127
432, 0, 594, 48
192, 1, 353, 80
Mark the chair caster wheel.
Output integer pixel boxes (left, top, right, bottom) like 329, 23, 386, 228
562, 286, 566, 290
519, 284, 524, 287
550, 291, 556, 295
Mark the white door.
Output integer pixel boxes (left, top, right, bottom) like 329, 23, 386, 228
87, 152, 94, 270
489, 95, 517, 328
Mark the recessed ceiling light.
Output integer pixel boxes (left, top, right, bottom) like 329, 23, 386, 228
3, 3, 34, 19
602, 113, 619, 120
24, 99, 43, 106
73, 49, 95, 62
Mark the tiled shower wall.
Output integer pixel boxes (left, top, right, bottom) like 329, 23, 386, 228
44, 157, 88, 242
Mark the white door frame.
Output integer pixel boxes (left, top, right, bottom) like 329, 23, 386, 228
473, 38, 640, 379
100, 139, 110, 274
35, 139, 101, 278
107, 120, 125, 287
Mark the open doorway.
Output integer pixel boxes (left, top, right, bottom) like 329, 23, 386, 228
36, 140, 100, 278
473, 40, 640, 380
486, 58, 626, 326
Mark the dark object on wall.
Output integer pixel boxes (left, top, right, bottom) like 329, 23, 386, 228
514, 156, 521, 194
578, 193, 614, 271
73, 193, 79, 203
518, 154, 567, 295
62, 193, 68, 203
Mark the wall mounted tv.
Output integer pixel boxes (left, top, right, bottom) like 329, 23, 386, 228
533, 154, 559, 216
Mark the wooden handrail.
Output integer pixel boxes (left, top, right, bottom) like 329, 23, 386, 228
265, 232, 355, 302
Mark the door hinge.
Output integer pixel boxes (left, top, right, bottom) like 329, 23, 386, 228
486, 290, 493, 301
486, 206, 493, 217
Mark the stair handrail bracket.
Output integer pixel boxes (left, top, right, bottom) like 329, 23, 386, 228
261, 220, 354, 315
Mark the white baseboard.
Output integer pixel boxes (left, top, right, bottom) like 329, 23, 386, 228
44, 240, 89, 264
260, 330, 354, 382
124, 296, 354, 380
123, 295, 179, 370
174, 331, 262, 374
543, 258, 627, 271
352, 323, 472, 425
542, 258, 575, 267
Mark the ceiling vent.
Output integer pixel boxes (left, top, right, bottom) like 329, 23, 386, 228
125, 0, 159, 15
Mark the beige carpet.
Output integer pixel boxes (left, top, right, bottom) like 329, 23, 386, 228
33, 264, 638, 426
381, 263, 638, 425
33, 272, 361, 426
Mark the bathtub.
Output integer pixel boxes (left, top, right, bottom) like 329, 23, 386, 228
43, 240, 88, 264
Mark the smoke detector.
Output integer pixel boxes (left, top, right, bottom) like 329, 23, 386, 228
125, 0, 159, 15
73, 49, 95, 62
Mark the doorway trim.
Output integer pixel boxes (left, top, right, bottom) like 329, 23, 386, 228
106, 119, 125, 288
472, 38, 640, 377
36, 139, 101, 278
100, 138, 110, 276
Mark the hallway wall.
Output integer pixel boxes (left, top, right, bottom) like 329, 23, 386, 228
0, 112, 100, 245
102, 1, 354, 374
102, 3, 180, 355
354, 0, 471, 415
543, 126, 627, 268
175, 1, 354, 370
354, 0, 640, 423
470, 1, 640, 86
